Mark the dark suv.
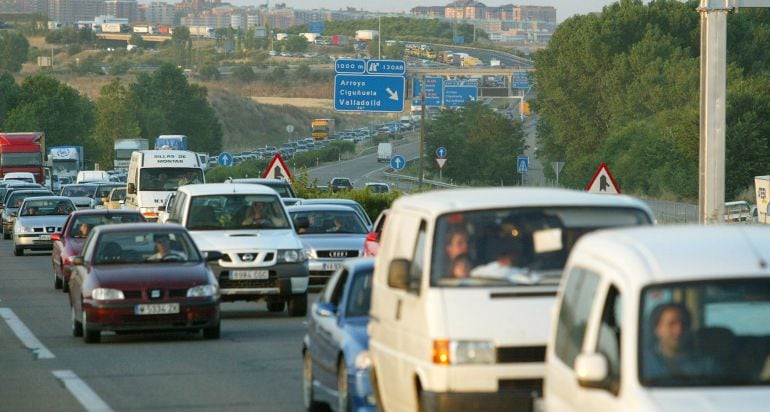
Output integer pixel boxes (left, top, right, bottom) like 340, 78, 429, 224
329, 177, 353, 193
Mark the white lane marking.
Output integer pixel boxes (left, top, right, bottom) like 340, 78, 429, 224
52, 370, 113, 412
0, 307, 55, 359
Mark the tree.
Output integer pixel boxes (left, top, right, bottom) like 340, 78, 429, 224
0, 31, 29, 72
129, 33, 145, 48
199, 62, 220, 80
0, 72, 22, 126
93, 79, 142, 168
171, 26, 192, 67
3, 74, 95, 149
281, 35, 308, 53
231, 64, 255, 82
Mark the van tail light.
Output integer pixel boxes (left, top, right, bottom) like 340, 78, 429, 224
433, 340, 451, 365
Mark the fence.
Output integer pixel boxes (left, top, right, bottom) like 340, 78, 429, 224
641, 198, 698, 224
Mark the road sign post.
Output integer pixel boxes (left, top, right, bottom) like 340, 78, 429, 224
435, 147, 447, 182
391, 154, 406, 188
551, 161, 565, 187
517, 154, 529, 186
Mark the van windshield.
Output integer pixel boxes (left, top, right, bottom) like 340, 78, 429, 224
139, 168, 204, 191
430, 207, 652, 287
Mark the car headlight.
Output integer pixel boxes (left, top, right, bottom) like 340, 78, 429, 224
354, 351, 372, 370
92, 288, 125, 300
187, 284, 218, 297
304, 248, 317, 259
15, 224, 34, 233
277, 249, 305, 263
433, 340, 495, 365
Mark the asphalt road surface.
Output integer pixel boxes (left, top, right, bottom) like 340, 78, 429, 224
0, 238, 308, 412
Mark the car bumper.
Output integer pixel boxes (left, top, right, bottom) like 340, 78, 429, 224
307, 259, 345, 292
420, 386, 541, 412
14, 234, 53, 249
208, 261, 309, 301
350, 369, 376, 412
84, 300, 219, 332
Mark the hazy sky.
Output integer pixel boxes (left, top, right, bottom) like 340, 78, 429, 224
256, 1, 621, 22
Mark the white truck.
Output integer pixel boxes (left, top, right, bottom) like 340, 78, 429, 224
48, 146, 83, 184
755, 175, 770, 223
114, 138, 149, 171
377, 143, 393, 163
125, 150, 205, 221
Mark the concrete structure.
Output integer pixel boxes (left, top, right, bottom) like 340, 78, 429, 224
104, 0, 138, 22
143, 2, 175, 26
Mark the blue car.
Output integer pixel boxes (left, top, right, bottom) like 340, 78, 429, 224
303, 258, 375, 412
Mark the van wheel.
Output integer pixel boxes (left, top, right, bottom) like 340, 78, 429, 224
288, 294, 307, 317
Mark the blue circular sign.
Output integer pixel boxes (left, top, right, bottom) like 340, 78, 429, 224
436, 147, 447, 158
218, 152, 233, 167
390, 155, 406, 171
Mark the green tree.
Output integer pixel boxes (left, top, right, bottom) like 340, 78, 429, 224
281, 35, 308, 53
425, 102, 524, 185
0, 72, 22, 126
199, 62, 220, 80
231, 64, 255, 82
172, 26, 192, 67
129, 33, 145, 48
0, 31, 29, 72
93, 79, 142, 168
3, 74, 95, 149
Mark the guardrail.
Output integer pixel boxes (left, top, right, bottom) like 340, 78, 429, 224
383, 171, 460, 188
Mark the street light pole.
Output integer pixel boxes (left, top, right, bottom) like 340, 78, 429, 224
418, 74, 426, 189
378, 16, 381, 59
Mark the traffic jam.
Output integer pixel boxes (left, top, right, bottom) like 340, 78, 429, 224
1, 142, 769, 411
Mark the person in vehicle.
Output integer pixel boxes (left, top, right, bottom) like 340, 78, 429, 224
25, 205, 38, 216
643, 303, 720, 381
326, 217, 346, 233
148, 238, 185, 261
450, 254, 472, 278
76, 222, 91, 238
471, 246, 525, 278
242, 202, 271, 227
54, 201, 72, 215
443, 225, 470, 276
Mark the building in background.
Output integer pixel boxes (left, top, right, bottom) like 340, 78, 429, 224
104, 0, 137, 22
142, 2, 176, 25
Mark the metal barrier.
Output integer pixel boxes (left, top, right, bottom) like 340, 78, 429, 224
641, 198, 698, 224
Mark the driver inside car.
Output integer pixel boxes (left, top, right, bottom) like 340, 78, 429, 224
147, 238, 186, 261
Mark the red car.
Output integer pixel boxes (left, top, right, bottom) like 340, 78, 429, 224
52, 209, 145, 292
68, 223, 222, 343
363, 209, 388, 257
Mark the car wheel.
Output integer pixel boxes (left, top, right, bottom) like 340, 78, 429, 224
202, 321, 220, 340
3, 230, 9, 240
288, 294, 308, 317
267, 300, 285, 312
54, 268, 63, 290
303, 350, 326, 411
82, 309, 100, 343
71, 305, 83, 337
337, 358, 350, 412
14, 246, 23, 256
62, 277, 69, 293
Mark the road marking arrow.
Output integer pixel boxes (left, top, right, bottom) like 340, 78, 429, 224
386, 88, 399, 101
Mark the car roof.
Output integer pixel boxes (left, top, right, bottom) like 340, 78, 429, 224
178, 183, 280, 196
573, 225, 770, 287
287, 204, 364, 213
300, 198, 361, 206
69, 209, 141, 216
391, 187, 653, 218
93, 222, 187, 235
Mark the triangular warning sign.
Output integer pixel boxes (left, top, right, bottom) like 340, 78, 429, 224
435, 158, 447, 170
262, 154, 293, 184
586, 162, 620, 194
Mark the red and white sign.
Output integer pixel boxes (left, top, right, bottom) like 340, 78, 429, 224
262, 154, 293, 184
435, 158, 447, 170
586, 162, 620, 194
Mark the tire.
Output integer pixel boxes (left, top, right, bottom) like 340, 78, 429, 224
371, 367, 385, 412
3, 230, 9, 240
267, 300, 286, 313
288, 294, 308, 317
14, 246, 23, 256
62, 278, 69, 293
71, 305, 83, 337
54, 268, 63, 290
202, 321, 220, 340
82, 309, 100, 343
303, 350, 326, 412
337, 358, 350, 412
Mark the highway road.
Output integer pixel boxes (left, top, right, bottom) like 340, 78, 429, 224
0, 239, 307, 412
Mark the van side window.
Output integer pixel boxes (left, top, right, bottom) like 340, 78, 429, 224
409, 221, 427, 294
554, 267, 600, 368
596, 285, 622, 394
170, 192, 186, 222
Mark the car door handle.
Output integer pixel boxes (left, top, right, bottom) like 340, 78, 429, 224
395, 299, 402, 321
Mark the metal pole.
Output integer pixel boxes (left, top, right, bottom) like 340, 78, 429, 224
698, 2, 729, 224
419, 74, 426, 189
378, 16, 381, 60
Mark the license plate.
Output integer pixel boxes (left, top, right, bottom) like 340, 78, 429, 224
230, 270, 269, 280
39, 234, 51, 240
135, 303, 179, 315
323, 262, 343, 271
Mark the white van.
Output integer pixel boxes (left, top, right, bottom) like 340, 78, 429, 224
368, 187, 654, 411
377, 143, 393, 163
76, 170, 109, 183
3, 172, 36, 183
125, 150, 204, 221
163, 183, 309, 316
545, 225, 770, 411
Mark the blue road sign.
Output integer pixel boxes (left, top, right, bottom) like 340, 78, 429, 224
517, 155, 529, 174
218, 152, 233, 167
309, 21, 324, 34
335, 59, 365, 74
412, 77, 443, 107
436, 147, 447, 158
444, 80, 478, 107
366, 59, 406, 76
513, 71, 530, 88
391, 155, 406, 170
334, 75, 405, 112
453, 35, 465, 45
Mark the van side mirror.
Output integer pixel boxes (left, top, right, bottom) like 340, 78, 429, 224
575, 352, 610, 390
387, 258, 410, 290
127, 183, 136, 194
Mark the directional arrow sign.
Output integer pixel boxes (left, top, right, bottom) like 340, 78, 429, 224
218, 152, 233, 167
444, 80, 478, 107
366, 59, 406, 76
334, 75, 405, 112
412, 77, 443, 107
436, 147, 447, 158
390, 154, 406, 171
436, 158, 447, 170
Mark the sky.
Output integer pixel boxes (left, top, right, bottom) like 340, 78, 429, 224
261, 1, 621, 22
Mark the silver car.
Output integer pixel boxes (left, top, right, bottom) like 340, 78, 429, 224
13, 196, 76, 256
297, 198, 373, 230
2, 188, 54, 239
286, 204, 368, 292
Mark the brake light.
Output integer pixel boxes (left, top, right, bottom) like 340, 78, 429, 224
142, 211, 158, 218
433, 340, 450, 365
